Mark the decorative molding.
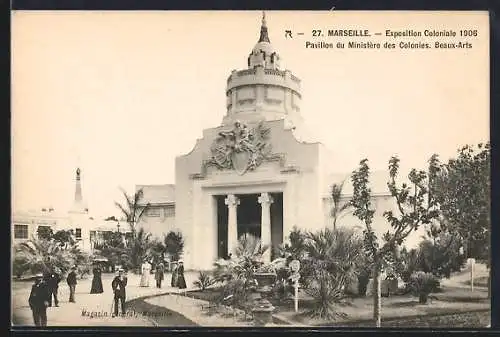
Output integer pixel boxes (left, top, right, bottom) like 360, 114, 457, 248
224, 194, 240, 207
280, 166, 300, 174
258, 192, 274, 205
203, 121, 283, 176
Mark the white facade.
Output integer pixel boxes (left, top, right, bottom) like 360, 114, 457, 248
136, 14, 426, 270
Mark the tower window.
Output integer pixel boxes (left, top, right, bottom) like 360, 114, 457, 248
14, 224, 29, 239
75, 228, 82, 240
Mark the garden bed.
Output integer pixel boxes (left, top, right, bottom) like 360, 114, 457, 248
322, 309, 490, 328
269, 286, 490, 327
185, 288, 222, 303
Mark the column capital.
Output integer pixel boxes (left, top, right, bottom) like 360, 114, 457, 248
225, 194, 240, 207
258, 192, 274, 205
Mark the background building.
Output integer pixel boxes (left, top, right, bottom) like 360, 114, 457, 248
12, 168, 131, 254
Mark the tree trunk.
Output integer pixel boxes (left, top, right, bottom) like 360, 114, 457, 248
373, 268, 382, 327
419, 293, 428, 304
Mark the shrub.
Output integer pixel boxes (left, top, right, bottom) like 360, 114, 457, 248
408, 271, 440, 304
164, 231, 184, 261
418, 234, 467, 279
194, 271, 216, 291
12, 254, 31, 279
212, 234, 269, 311
303, 269, 347, 320
393, 247, 421, 286
357, 270, 370, 297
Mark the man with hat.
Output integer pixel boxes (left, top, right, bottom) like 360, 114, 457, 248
111, 268, 128, 316
66, 266, 78, 303
28, 273, 50, 327
45, 268, 61, 307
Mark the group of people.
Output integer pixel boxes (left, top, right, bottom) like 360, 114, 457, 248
28, 259, 187, 327
28, 266, 79, 327
139, 259, 187, 291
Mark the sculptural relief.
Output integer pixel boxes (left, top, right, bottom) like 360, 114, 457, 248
206, 121, 276, 175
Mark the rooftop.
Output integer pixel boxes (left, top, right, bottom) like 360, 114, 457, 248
136, 184, 176, 205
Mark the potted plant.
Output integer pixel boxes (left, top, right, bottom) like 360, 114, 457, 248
254, 263, 277, 289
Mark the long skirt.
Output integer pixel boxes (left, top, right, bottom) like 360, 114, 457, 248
139, 273, 150, 287
90, 276, 104, 294
171, 271, 178, 288
177, 273, 187, 289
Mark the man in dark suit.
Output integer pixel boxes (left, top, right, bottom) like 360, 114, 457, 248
45, 269, 61, 307
29, 273, 50, 327
66, 266, 77, 303
111, 269, 128, 316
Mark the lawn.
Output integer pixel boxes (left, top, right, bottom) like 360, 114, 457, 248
463, 276, 489, 287
184, 286, 490, 328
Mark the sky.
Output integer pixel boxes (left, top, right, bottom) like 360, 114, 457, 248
11, 11, 489, 219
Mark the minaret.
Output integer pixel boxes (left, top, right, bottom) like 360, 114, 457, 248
223, 12, 304, 131
75, 168, 82, 204
70, 167, 87, 214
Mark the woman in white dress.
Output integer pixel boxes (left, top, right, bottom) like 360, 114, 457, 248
139, 260, 151, 287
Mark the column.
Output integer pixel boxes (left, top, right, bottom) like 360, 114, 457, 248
225, 194, 240, 257
258, 192, 274, 263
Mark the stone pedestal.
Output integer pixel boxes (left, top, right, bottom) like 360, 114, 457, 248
251, 272, 276, 326
252, 300, 275, 326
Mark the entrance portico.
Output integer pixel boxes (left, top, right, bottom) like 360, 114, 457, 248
220, 191, 280, 262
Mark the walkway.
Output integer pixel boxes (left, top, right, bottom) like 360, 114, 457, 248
12, 271, 198, 327
440, 263, 489, 290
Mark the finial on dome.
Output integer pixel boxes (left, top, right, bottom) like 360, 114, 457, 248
258, 11, 270, 43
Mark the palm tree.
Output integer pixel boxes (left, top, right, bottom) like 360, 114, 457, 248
52, 229, 76, 250
14, 237, 76, 275
212, 234, 270, 311
303, 227, 364, 319
214, 234, 269, 282
128, 227, 152, 271
330, 181, 352, 230
114, 188, 150, 238
164, 231, 184, 262
277, 226, 308, 261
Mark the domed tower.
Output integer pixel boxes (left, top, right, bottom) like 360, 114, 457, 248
223, 12, 303, 130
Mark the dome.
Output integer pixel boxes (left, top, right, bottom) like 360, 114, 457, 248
252, 41, 275, 55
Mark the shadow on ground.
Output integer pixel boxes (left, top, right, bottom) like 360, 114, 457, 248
126, 294, 199, 327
